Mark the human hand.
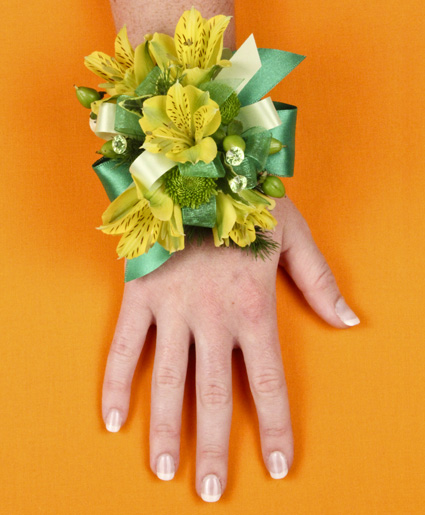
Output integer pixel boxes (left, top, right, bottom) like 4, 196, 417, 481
101, 196, 359, 502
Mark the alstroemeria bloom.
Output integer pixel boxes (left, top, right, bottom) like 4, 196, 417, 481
99, 176, 184, 259
140, 82, 221, 164
85, 27, 156, 113
213, 189, 277, 247
148, 7, 231, 86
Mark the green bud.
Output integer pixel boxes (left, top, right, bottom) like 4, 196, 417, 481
212, 126, 227, 144
262, 175, 286, 198
227, 119, 243, 136
268, 137, 284, 155
97, 140, 119, 159
75, 85, 102, 109
223, 134, 246, 152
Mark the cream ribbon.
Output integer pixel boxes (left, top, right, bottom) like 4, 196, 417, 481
95, 103, 120, 140
236, 97, 282, 131
130, 152, 175, 190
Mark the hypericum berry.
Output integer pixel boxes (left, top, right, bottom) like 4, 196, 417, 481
164, 168, 217, 209
223, 134, 246, 152
268, 137, 284, 155
262, 175, 286, 198
74, 86, 102, 109
97, 140, 119, 159
220, 91, 241, 125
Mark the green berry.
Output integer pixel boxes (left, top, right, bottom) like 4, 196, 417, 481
262, 176, 286, 198
97, 140, 119, 159
75, 86, 102, 109
268, 137, 284, 155
223, 134, 246, 152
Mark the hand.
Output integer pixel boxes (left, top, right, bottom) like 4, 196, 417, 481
101, 196, 359, 502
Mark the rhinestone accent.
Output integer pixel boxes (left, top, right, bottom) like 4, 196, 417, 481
229, 175, 248, 193
112, 134, 128, 154
225, 146, 244, 166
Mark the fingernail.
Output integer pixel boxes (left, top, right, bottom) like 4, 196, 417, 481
105, 409, 122, 432
201, 474, 222, 502
156, 453, 175, 481
268, 451, 288, 479
335, 297, 360, 327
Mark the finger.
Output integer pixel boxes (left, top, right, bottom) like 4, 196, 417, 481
102, 280, 153, 432
278, 197, 360, 328
149, 313, 190, 481
195, 329, 233, 503
241, 320, 293, 480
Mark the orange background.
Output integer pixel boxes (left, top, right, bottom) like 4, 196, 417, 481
1, 0, 424, 513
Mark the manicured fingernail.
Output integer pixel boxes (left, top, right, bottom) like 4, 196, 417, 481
201, 474, 222, 502
105, 409, 122, 432
268, 451, 288, 479
156, 453, 175, 481
335, 297, 360, 327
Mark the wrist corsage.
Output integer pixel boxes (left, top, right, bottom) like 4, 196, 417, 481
76, 7, 304, 281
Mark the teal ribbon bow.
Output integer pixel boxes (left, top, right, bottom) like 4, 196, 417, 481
93, 47, 304, 281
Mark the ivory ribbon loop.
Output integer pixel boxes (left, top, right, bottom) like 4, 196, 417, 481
95, 103, 120, 140
129, 152, 175, 190
236, 97, 282, 131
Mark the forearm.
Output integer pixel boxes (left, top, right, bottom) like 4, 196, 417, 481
109, 0, 235, 48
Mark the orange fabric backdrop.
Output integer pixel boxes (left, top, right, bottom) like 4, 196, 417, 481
1, 0, 424, 512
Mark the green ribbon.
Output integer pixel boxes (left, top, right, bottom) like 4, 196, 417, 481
92, 47, 303, 281
267, 102, 298, 177
238, 48, 305, 106
115, 95, 144, 138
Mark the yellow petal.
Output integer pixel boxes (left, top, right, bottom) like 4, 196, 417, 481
174, 8, 204, 68
215, 192, 237, 241
84, 51, 126, 83
140, 95, 169, 132
229, 221, 256, 247
149, 33, 177, 69
134, 41, 155, 86
180, 67, 211, 86
203, 15, 231, 68
116, 205, 161, 259
114, 26, 134, 67
166, 82, 193, 136
144, 184, 173, 221
167, 136, 217, 164
193, 103, 221, 142
100, 184, 141, 232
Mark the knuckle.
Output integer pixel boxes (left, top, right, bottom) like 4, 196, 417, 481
110, 335, 139, 363
251, 368, 284, 397
262, 423, 291, 439
309, 262, 336, 294
154, 365, 185, 389
199, 380, 231, 409
200, 444, 227, 461
152, 423, 179, 439
104, 377, 130, 394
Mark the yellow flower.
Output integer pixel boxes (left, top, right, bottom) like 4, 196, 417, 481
149, 7, 232, 86
99, 176, 184, 259
140, 82, 221, 164
85, 27, 155, 113
213, 189, 277, 247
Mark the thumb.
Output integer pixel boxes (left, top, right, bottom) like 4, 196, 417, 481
278, 198, 360, 328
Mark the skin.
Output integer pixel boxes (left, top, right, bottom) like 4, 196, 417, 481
103, 0, 359, 501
